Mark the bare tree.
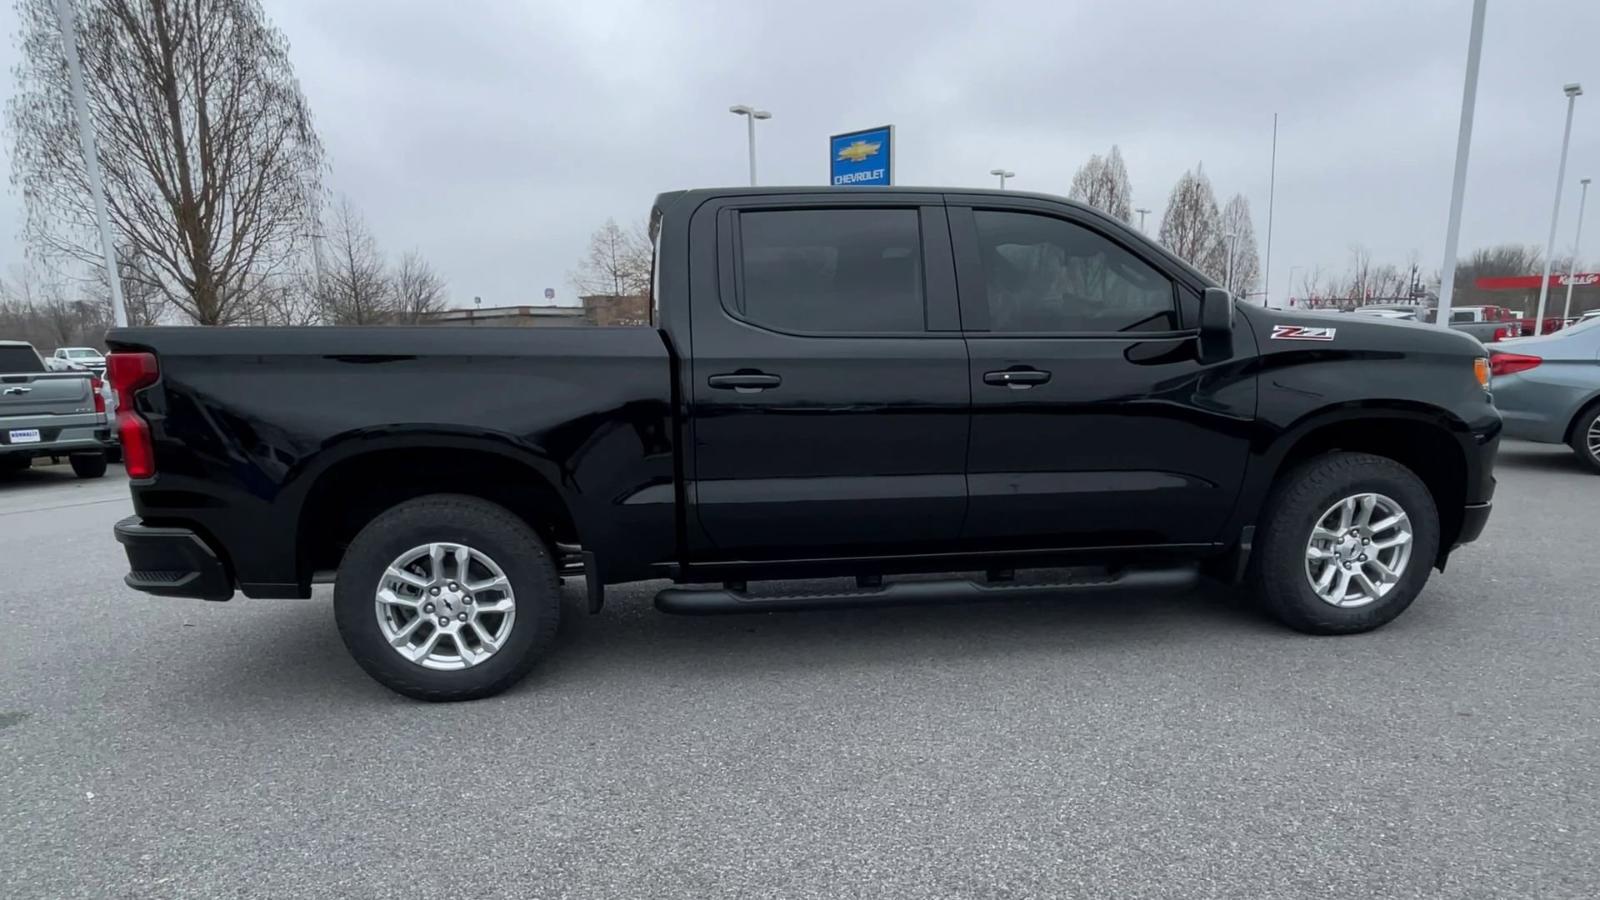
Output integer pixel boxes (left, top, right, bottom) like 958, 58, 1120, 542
1218, 194, 1261, 297
1066, 145, 1133, 223
318, 196, 390, 325
1158, 165, 1224, 280
249, 271, 322, 325
391, 251, 447, 324
8, 0, 325, 325
571, 218, 651, 299
89, 246, 170, 326
0, 266, 108, 347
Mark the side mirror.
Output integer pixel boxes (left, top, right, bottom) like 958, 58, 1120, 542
1199, 287, 1234, 363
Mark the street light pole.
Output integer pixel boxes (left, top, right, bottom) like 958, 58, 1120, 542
989, 169, 1014, 190
1264, 112, 1278, 310
1563, 177, 1591, 323
1223, 231, 1239, 294
728, 105, 771, 186
52, 0, 125, 327
1287, 265, 1304, 306
1135, 207, 1151, 232
1534, 83, 1583, 335
1436, 0, 1487, 329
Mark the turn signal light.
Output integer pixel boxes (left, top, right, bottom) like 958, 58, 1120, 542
107, 352, 160, 479
1488, 352, 1542, 378
1473, 357, 1490, 388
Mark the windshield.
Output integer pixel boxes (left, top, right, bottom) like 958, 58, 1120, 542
66, 348, 103, 358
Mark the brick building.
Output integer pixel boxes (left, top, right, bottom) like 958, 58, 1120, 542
580, 294, 650, 326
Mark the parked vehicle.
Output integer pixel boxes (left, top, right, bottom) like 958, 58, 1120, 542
1350, 307, 1418, 321
1489, 315, 1600, 472
1514, 316, 1567, 338
1423, 305, 1520, 343
0, 340, 111, 478
52, 346, 107, 375
107, 187, 1500, 701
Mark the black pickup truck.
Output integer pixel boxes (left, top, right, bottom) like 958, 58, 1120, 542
107, 187, 1499, 700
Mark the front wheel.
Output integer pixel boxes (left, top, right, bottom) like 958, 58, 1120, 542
334, 495, 561, 701
1250, 452, 1440, 635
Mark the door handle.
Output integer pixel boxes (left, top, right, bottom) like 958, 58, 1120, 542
708, 372, 782, 393
983, 368, 1051, 389
3, 387, 32, 395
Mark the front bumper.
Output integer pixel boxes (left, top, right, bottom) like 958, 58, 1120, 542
1455, 501, 1492, 548
114, 517, 234, 601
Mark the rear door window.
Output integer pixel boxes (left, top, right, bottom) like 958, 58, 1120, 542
734, 208, 925, 333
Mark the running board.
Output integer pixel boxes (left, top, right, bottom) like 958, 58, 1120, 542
654, 565, 1200, 615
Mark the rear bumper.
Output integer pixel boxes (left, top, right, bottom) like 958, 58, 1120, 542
1455, 501, 1492, 548
113, 516, 234, 601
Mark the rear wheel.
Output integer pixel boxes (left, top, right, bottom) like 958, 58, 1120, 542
70, 453, 107, 479
1250, 452, 1439, 635
334, 495, 561, 701
1568, 403, 1600, 474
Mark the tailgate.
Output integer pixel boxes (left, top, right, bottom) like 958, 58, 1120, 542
0, 373, 95, 419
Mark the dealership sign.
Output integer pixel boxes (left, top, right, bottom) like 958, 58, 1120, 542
1475, 273, 1600, 290
830, 126, 894, 186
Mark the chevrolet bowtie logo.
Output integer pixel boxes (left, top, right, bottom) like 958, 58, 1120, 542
836, 140, 881, 164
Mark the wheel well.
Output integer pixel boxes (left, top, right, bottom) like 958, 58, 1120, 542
1564, 395, 1600, 445
295, 447, 578, 584
1275, 417, 1467, 554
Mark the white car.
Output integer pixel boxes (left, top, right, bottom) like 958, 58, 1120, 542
52, 346, 106, 375
1350, 308, 1418, 321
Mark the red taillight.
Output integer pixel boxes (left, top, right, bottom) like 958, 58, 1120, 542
1489, 352, 1542, 377
1491, 327, 1509, 342
107, 352, 160, 478
90, 375, 106, 414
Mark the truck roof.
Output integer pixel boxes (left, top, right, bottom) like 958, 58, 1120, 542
652, 186, 1214, 290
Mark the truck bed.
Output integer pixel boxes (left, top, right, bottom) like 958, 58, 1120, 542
107, 325, 676, 595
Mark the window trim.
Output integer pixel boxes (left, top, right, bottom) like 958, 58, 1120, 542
715, 203, 954, 339
949, 204, 1196, 339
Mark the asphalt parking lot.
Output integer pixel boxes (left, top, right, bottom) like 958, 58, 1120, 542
2, 444, 1597, 899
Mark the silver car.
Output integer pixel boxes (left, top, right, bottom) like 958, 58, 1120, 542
1490, 315, 1600, 472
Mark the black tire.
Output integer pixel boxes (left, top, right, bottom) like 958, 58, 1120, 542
70, 453, 108, 479
1567, 402, 1600, 474
1249, 451, 1440, 635
334, 494, 561, 701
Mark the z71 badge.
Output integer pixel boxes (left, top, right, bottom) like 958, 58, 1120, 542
1271, 324, 1337, 341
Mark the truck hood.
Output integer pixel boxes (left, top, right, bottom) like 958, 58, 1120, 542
1239, 304, 1487, 357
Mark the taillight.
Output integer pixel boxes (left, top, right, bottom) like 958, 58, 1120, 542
107, 352, 160, 479
1489, 352, 1542, 377
90, 375, 106, 414
1491, 327, 1509, 342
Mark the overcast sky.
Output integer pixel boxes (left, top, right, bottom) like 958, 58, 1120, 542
3, 0, 1598, 308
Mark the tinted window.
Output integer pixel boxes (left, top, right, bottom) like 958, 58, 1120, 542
973, 210, 1176, 333
1451, 311, 1474, 323
0, 346, 44, 373
737, 209, 924, 333
68, 348, 101, 358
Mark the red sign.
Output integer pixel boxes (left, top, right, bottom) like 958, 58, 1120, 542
1475, 273, 1600, 290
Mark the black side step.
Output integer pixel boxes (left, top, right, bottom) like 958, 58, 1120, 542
654, 565, 1199, 615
